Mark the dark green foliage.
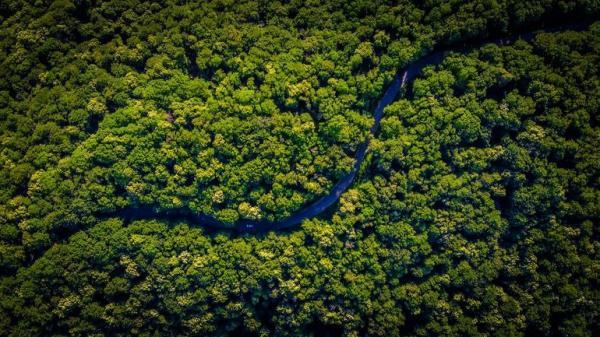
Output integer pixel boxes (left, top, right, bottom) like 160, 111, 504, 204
0, 1, 599, 336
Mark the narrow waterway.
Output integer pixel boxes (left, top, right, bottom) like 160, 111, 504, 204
109, 23, 590, 233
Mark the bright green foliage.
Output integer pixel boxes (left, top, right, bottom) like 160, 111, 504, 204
0, 1, 599, 336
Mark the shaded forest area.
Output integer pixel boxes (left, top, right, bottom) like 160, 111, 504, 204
0, 1, 599, 336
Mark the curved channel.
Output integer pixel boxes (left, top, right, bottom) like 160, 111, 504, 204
109, 22, 591, 233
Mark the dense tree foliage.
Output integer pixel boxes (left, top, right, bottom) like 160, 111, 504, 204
0, 1, 599, 336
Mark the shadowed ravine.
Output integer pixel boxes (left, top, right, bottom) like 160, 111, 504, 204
106, 23, 590, 233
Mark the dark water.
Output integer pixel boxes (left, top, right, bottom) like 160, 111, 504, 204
108, 22, 591, 233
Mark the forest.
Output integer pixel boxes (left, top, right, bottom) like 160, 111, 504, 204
0, 0, 599, 336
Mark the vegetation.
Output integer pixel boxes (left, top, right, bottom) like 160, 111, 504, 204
0, 1, 599, 336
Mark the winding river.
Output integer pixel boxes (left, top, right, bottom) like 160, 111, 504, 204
111, 23, 590, 233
